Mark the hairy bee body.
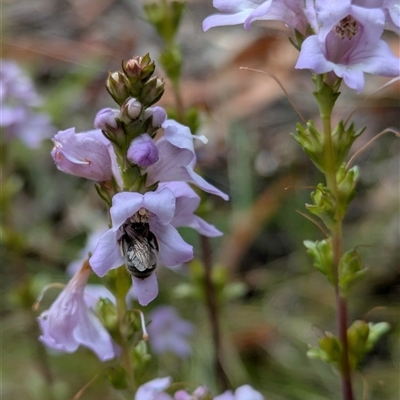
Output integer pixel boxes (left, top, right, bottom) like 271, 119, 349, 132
119, 222, 159, 279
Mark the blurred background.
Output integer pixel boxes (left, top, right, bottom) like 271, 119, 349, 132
1, 1, 399, 399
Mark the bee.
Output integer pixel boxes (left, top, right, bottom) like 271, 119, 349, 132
119, 211, 159, 279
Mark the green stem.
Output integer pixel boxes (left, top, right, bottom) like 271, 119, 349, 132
172, 80, 185, 122
115, 267, 136, 391
200, 235, 230, 392
321, 114, 354, 400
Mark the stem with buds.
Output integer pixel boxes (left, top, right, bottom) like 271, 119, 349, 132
320, 100, 354, 400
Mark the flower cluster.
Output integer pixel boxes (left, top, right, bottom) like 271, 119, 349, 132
50, 55, 228, 308
135, 377, 264, 400
203, 0, 400, 93
1, 60, 54, 147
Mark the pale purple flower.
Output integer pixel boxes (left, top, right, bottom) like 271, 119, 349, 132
2, 108, 54, 148
0, 60, 40, 105
383, 0, 400, 33
158, 182, 222, 237
296, 0, 400, 93
148, 306, 194, 358
135, 377, 172, 400
51, 128, 113, 182
203, 0, 267, 31
203, 0, 309, 33
127, 134, 159, 167
38, 263, 117, 361
135, 377, 208, 400
1, 60, 54, 147
89, 188, 193, 306
214, 385, 264, 400
146, 120, 229, 200
352, 0, 400, 33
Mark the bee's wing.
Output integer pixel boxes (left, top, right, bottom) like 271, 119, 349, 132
127, 237, 156, 272
122, 226, 158, 272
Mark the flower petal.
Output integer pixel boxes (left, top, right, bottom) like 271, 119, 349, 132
89, 229, 124, 277
235, 385, 264, 400
74, 306, 117, 361
150, 223, 193, 266
135, 377, 172, 400
213, 390, 235, 400
133, 274, 159, 306
110, 192, 144, 229
143, 188, 176, 225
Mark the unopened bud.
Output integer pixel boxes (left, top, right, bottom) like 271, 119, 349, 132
127, 134, 159, 167
94, 108, 119, 130
106, 71, 129, 105
151, 106, 167, 127
141, 77, 165, 107
122, 54, 155, 83
125, 98, 142, 120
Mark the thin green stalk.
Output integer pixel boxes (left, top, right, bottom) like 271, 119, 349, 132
321, 114, 354, 400
200, 234, 229, 392
172, 80, 185, 122
115, 267, 136, 391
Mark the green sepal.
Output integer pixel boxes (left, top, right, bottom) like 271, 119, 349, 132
289, 28, 305, 51
140, 77, 165, 108
124, 310, 144, 341
307, 321, 390, 371
312, 74, 340, 117
106, 365, 129, 390
305, 184, 336, 230
94, 182, 113, 207
131, 340, 151, 381
307, 331, 342, 370
291, 120, 325, 172
96, 298, 121, 343
338, 248, 367, 296
332, 121, 364, 169
347, 320, 390, 370
304, 238, 334, 284
105, 71, 130, 106
336, 164, 360, 217
101, 124, 126, 149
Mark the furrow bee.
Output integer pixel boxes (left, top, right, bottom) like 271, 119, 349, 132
119, 210, 159, 279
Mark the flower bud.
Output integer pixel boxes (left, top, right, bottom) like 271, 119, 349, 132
151, 106, 167, 128
122, 54, 155, 83
94, 108, 119, 130
120, 98, 142, 122
141, 77, 165, 107
105, 71, 129, 105
93, 108, 125, 148
338, 249, 366, 295
304, 238, 334, 284
127, 134, 159, 167
306, 184, 336, 230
